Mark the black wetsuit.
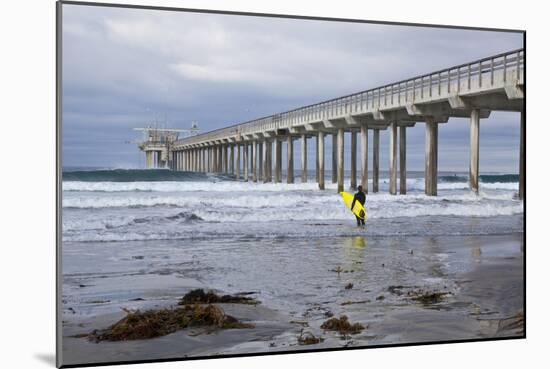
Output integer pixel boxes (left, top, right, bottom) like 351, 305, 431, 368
351, 191, 366, 226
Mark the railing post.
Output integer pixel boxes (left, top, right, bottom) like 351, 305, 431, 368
504, 54, 507, 83
517, 51, 521, 80
478, 60, 482, 87
490, 58, 494, 85
468, 64, 471, 89
457, 67, 461, 93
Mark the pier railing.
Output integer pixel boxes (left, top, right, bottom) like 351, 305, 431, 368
176, 48, 524, 147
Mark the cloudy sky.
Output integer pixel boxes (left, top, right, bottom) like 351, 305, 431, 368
62, 3, 523, 172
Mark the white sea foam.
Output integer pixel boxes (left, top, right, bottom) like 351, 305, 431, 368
63, 179, 519, 193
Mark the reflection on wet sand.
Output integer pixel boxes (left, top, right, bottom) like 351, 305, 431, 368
62, 233, 524, 365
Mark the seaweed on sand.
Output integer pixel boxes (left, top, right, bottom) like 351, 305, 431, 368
320, 315, 364, 335
297, 330, 324, 345
178, 289, 259, 305
408, 290, 449, 305
88, 304, 253, 342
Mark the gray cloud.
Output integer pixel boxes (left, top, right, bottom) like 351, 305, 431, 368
61, 4, 523, 172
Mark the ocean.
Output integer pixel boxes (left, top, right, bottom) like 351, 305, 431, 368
62, 169, 523, 242
61, 168, 524, 364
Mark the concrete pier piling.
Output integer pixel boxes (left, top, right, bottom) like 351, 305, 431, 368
229, 145, 234, 175
350, 130, 357, 190
275, 138, 282, 183
337, 128, 344, 193
373, 129, 380, 193
165, 49, 523, 197
224, 145, 229, 174
301, 134, 307, 183
400, 126, 407, 194
389, 122, 397, 195
243, 143, 249, 181
425, 118, 439, 196
235, 144, 240, 179
287, 133, 294, 183
252, 141, 257, 182
318, 131, 325, 190
360, 126, 368, 192
263, 141, 270, 182
332, 134, 337, 184
470, 109, 480, 194
259, 142, 264, 180
316, 135, 319, 182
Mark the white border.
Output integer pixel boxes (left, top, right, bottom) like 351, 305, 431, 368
1, 1, 547, 368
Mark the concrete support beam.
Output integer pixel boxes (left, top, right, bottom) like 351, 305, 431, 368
230, 145, 234, 174
389, 122, 397, 195
316, 136, 319, 182
224, 145, 229, 173
337, 128, 344, 193
156, 151, 162, 168
211, 147, 216, 172
360, 126, 368, 192
221, 145, 226, 173
470, 109, 480, 194
318, 131, 325, 190
252, 141, 258, 182
243, 143, 249, 181
146, 151, 152, 169
262, 141, 269, 183
218, 145, 223, 173
332, 133, 337, 183
235, 144, 240, 179
350, 130, 357, 190
301, 134, 307, 183
519, 111, 525, 200
425, 118, 439, 196
258, 142, 263, 181
287, 134, 294, 183
197, 149, 201, 172
275, 139, 282, 183
268, 141, 273, 182
400, 126, 407, 194
373, 129, 380, 193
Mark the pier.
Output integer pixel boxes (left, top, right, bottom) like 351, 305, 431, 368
153, 49, 525, 198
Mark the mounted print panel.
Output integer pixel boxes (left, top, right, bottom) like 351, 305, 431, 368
57, 1, 525, 367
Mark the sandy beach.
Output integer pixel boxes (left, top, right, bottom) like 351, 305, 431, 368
61, 232, 524, 366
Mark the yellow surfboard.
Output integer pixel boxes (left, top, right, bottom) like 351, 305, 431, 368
340, 192, 367, 220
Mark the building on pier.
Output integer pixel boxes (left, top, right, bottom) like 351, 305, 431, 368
134, 123, 200, 169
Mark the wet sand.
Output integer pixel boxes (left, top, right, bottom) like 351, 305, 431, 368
61, 233, 524, 366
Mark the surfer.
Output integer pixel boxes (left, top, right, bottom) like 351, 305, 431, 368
351, 186, 366, 226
